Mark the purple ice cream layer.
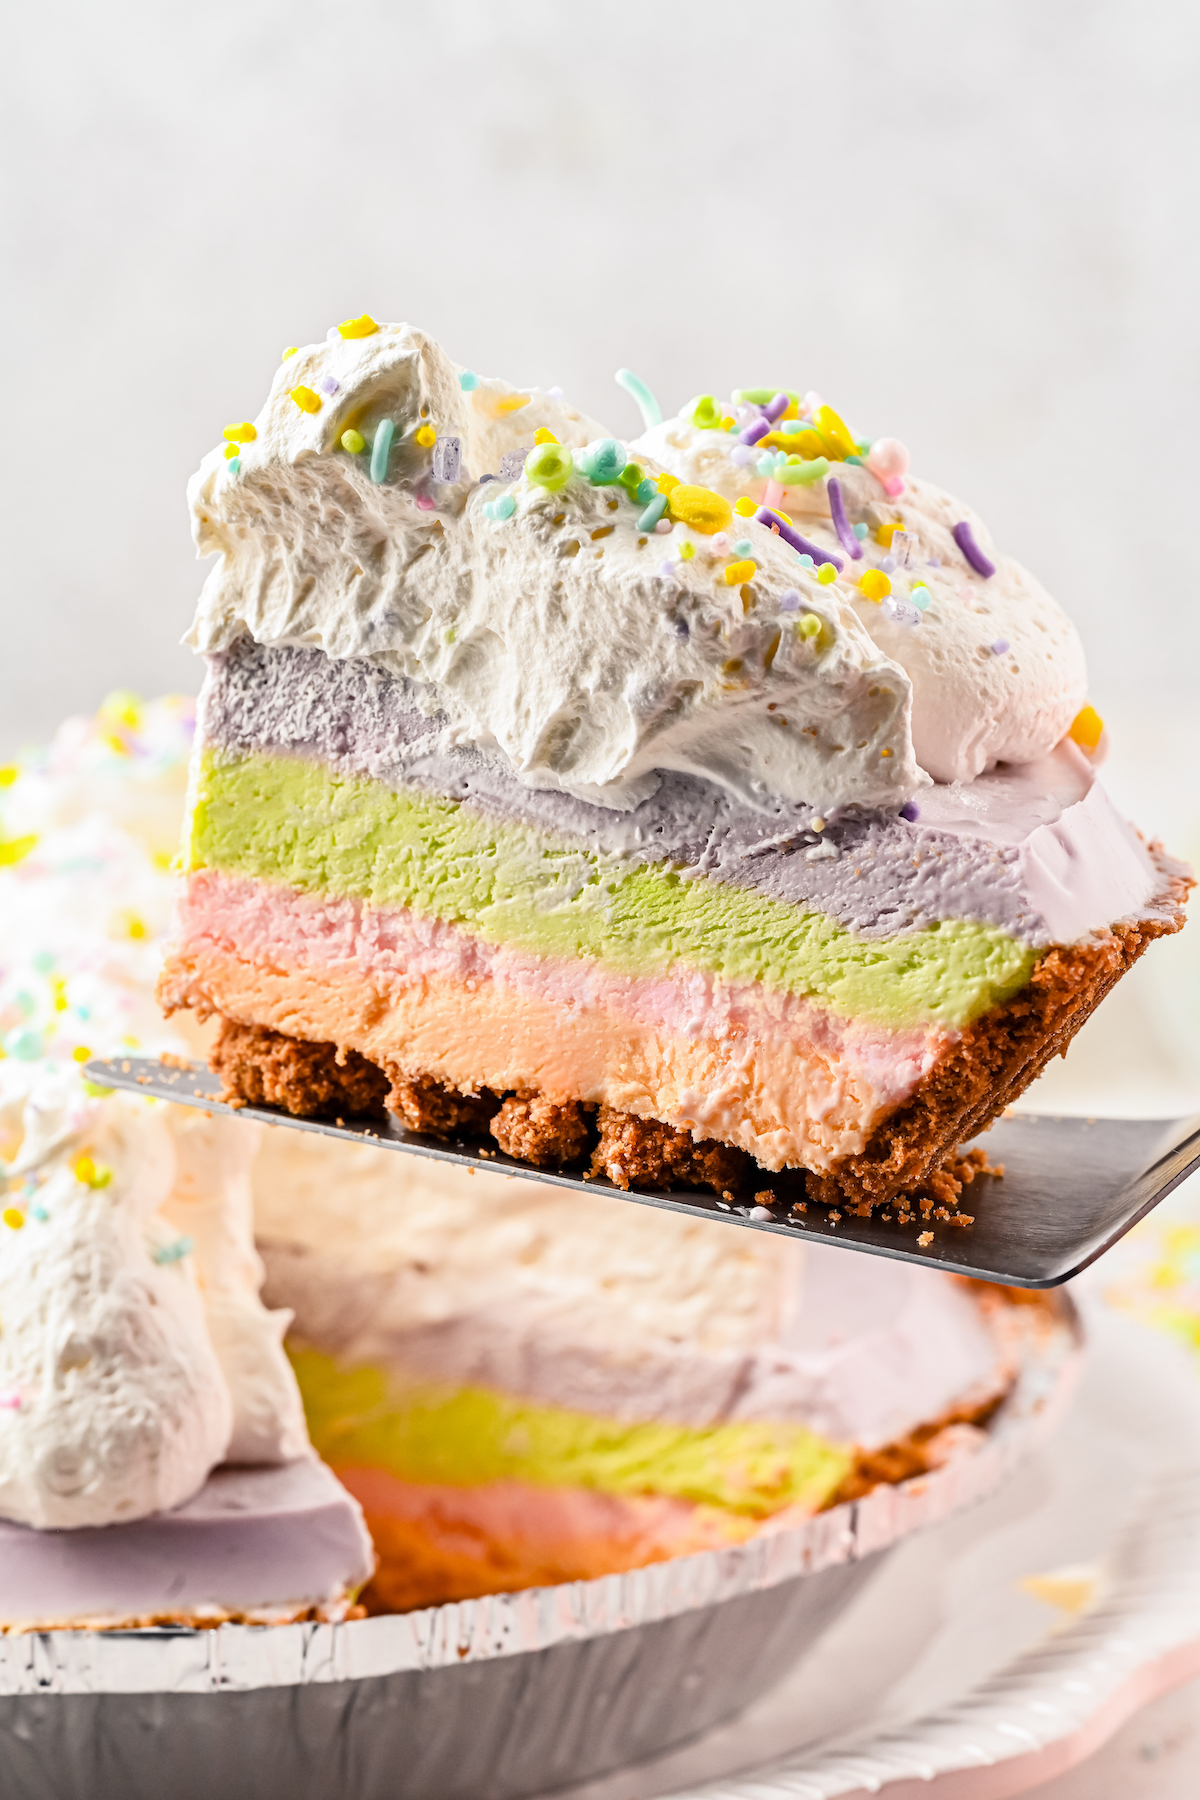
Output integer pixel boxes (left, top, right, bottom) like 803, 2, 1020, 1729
199, 641, 1164, 947
0, 1458, 374, 1629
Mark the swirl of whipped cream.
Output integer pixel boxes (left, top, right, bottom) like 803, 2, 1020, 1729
0, 1072, 233, 1529
634, 408, 1087, 785
187, 323, 925, 814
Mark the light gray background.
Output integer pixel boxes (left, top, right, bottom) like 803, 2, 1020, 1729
3, 0, 1199, 1088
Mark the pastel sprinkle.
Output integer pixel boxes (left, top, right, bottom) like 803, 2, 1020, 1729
817, 563, 838, 585
153, 1235, 194, 1266
866, 436, 910, 497
858, 569, 892, 601
991, 639, 1010, 655
579, 439, 627, 485
2, 1208, 23, 1231
655, 519, 673, 534
226, 456, 239, 474
415, 424, 437, 449
0, 1393, 20, 1409
0, 766, 18, 788
797, 614, 823, 639
754, 506, 843, 570
812, 405, 858, 461
762, 392, 790, 423
496, 394, 531, 414
659, 561, 676, 578
615, 368, 663, 431
779, 590, 801, 612
338, 314, 379, 339
1069, 705, 1105, 752
525, 442, 574, 491
853, 522, 869, 540
685, 395, 724, 430
733, 497, 757, 517
459, 370, 479, 391
730, 445, 754, 466
222, 422, 257, 444
953, 520, 997, 579
638, 494, 668, 532
900, 801, 921, 822
910, 584, 932, 610
71, 1045, 91, 1063
432, 436, 462, 483
826, 478, 864, 560
725, 560, 756, 585
732, 539, 754, 557
223, 443, 239, 460
340, 429, 366, 454
321, 376, 340, 396
370, 418, 395, 483
490, 493, 516, 521
797, 554, 814, 568
547, 386, 564, 400
4, 1029, 42, 1061
534, 427, 559, 446
281, 347, 299, 361
882, 595, 921, 627
779, 456, 829, 487
667, 485, 733, 535
289, 386, 322, 414
72, 1155, 111, 1190
739, 417, 770, 448
678, 542, 696, 562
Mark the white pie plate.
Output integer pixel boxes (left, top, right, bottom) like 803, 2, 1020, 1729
558, 1294, 1200, 1800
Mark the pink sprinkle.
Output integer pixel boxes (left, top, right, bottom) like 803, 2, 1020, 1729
0, 1393, 21, 1411
415, 494, 436, 511
655, 518, 672, 534
764, 479, 785, 508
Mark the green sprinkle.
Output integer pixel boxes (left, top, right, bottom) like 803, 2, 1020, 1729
638, 494, 668, 532
370, 419, 395, 484
341, 428, 366, 455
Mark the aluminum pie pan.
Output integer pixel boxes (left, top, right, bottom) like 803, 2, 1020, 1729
0, 1296, 1081, 1800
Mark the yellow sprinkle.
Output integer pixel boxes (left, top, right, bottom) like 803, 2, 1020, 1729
881, 747, 894, 757
100, 692, 141, 730
720, 416, 735, 431
290, 386, 322, 414
725, 559, 757, 585
813, 404, 858, 461
733, 496, 757, 517
678, 542, 696, 561
338, 314, 380, 339
875, 521, 904, 547
73, 1155, 95, 1185
656, 471, 682, 495
223, 443, 239, 460
340, 429, 366, 454
1068, 704, 1104, 752
667, 485, 733, 535
415, 425, 437, 448
281, 347, 299, 361
798, 614, 823, 640
495, 394, 531, 414
0, 765, 20, 788
127, 916, 147, 941
2, 1209, 23, 1231
858, 569, 892, 601
817, 564, 838, 585
0, 834, 37, 868
533, 427, 559, 446
222, 422, 257, 444
72, 1046, 91, 1063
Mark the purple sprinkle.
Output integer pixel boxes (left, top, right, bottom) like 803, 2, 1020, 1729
991, 639, 1010, 655
730, 444, 754, 466
826, 478, 864, 561
778, 589, 801, 612
754, 506, 843, 570
881, 555, 896, 574
659, 560, 676, 578
952, 520, 997, 579
900, 801, 921, 823
321, 376, 340, 396
761, 392, 789, 424
547, 386, 564, 399
927, 556, 941, 568
739, 417, 770, 447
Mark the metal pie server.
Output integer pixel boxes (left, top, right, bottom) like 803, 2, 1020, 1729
85, 1057, 1200, 1290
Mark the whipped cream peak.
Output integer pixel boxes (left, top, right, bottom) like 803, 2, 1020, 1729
635, 393, 1088, 784
0, 1070, 233, 1529
188, 321, 924, 813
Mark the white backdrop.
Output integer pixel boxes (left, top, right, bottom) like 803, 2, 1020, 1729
3, 0, 1197, 1089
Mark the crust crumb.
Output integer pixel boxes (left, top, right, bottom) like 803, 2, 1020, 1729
383, 1068, 499, 1136
590, 1105, 752, 1198
209, 1020, 388, 1118
491, 1095, 591, 1168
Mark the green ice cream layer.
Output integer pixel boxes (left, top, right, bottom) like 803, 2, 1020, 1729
187, 749, 1037, 1031
290, 1347, 853, 1517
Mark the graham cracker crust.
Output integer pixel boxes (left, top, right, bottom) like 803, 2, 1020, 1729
193, 859, 1188, 1211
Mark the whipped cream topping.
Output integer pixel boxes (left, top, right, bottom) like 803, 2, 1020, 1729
635, 411, 1088, 785
0, 697, 310, 1527
187, 321, 1091, 811
0, 1071, 232, 1529
187, 323, 923, 814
